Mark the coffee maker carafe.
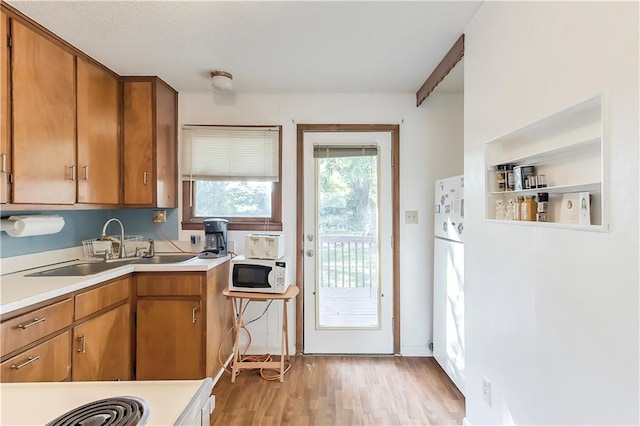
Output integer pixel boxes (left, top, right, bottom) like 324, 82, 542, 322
202, 218, 228, 257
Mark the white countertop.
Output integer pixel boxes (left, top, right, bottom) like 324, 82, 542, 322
0, 254, 230, 316
0, 378, 213, 425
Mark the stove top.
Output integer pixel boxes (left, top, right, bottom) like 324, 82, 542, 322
45, 396, 150, 426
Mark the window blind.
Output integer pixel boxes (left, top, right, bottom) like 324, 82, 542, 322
182, 126, 280, 181
313, 145, 378, 158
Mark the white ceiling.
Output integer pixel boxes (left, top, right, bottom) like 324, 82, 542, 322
6, 1, 480, 94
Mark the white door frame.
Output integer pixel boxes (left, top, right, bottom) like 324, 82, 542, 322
296, 124, 400, 355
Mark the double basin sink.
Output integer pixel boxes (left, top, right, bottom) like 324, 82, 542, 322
27, 254, 197, 277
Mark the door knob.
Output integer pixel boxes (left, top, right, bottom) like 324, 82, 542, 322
306, 249, 314, 257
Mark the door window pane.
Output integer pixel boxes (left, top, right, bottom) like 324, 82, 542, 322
316, 154, 380, 328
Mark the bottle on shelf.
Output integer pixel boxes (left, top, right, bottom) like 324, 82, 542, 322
537, 192, 549, 222
522, 195, 538, 221
515, 196, 524, 220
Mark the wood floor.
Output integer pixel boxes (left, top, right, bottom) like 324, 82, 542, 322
211, 356, 465, 425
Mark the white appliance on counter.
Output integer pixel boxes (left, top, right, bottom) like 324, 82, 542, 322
244, 233, 285, 259
0, 378, 214, 425
432, 175, 465, 395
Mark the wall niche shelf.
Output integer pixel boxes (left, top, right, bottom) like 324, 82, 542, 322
485, 95, 607, 231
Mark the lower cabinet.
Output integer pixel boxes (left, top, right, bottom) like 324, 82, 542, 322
135, 262, 231, 381
0, 331, 70, 382
136, 299, 203, 380
72, 303, 131, 381
1, 263, 231, 384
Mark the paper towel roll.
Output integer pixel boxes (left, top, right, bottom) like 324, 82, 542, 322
1, 215, 65, 237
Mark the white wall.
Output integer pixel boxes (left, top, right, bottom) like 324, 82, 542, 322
464, 2, 639, 425
178, 91, 463, 356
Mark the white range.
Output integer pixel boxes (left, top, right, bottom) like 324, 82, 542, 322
0, 378, 214, 425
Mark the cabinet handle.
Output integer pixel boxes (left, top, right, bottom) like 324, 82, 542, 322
77, 335, 86, 353
67, 165, 76, 181
16, 317, 46, 329
1, 153, 6, 173
143, 171, 149, 185
192, 307, 197, 324
82, 165, 89, 181
11, 355, 40, 370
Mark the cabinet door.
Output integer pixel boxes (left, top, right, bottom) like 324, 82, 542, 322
155, 81, 177, 208
123, 81, 153, 205
136, 299, 203, 380
0, 11, 10, 204
11, 21, 75, 204
72, 303, 131, 381
76, 58, 119, 204
0, 331, 70, 383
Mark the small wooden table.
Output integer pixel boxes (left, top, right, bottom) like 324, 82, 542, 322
222, 286, 299, 383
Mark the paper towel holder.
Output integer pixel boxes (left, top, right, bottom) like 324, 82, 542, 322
0, 215, 66, 237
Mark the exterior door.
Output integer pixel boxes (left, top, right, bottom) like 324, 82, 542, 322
303, 131, 393, 354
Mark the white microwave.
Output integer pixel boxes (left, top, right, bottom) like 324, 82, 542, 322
229, 256, 290, 294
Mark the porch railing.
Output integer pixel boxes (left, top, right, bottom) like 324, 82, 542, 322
317, 235, 377, 288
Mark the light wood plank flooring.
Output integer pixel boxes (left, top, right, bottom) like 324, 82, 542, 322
211, 356, 465, 425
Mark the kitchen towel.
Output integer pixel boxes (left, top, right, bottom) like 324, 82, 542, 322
0, 215, 65, 237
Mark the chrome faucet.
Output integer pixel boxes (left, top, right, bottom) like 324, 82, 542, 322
101, 218, 126, 259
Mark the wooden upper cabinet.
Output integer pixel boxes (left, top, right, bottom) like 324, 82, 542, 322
11, 20, 76, 204
76, 58, 119, 204
1, 11, 10, 204
123, 78, 177, 207
123, 81, 153, 205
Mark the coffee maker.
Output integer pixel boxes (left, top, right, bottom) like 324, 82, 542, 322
200, 218, 228, 258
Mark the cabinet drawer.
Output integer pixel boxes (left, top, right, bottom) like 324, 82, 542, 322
0, 331, 71, 382
136, 274, 202, 296
1, 299, 73, 357
75, 277, 131, 320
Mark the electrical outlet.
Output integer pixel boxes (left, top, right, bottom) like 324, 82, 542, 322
152, 210, 167, 224
405, 210, 419, 224
482, 377, 492, 406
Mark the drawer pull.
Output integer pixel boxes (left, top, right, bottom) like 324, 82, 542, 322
16, 317, 46, 329
143, 171, 149, 185
77, 335, 87, 353
11, 355, 40, 370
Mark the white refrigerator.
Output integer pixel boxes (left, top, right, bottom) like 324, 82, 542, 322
432, 175, 465, 395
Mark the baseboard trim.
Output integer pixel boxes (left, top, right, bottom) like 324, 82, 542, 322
212, 352, 234, 387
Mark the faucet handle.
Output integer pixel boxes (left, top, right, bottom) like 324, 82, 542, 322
142, 238, 155, 258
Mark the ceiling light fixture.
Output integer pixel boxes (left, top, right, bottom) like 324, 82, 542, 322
210, 71, 233, 91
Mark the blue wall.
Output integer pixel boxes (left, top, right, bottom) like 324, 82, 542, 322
0, 208, 179, 258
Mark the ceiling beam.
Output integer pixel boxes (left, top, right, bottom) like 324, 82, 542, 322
416, 34, 465, 107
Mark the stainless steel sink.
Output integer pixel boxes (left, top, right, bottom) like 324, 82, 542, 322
133, 254, 196, 264
26, 254, 196, 277
26, 262, 125, 277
